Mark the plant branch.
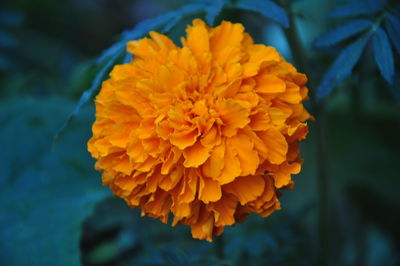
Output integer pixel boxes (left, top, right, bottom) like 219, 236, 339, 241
215, 235, 225, 261
280, 1, 331, 265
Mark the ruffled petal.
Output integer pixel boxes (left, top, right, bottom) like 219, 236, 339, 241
223, 175, 265, 205
274, 162, 301, 188
227, 132, 259, 176
184, 19, 210, 55
210, 21, 244, 53
215, 99, 250, 137
88, 18, 311, 242
202, 142, 225, 178
199, 177, 222, 203
217, 141, 242, 184
183, 141, 211, 167
258, 129, 288, 164
170, 127, 200, 150
208, 193, 238, 226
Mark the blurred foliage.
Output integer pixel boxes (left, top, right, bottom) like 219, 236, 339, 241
314, 0, 400, 98
0, 99, 110, 265
1, 0, 400, 265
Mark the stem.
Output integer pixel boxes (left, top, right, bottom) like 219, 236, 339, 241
314, 107, 331, 266
280, 1, 331, 265
215, 235, 225, 261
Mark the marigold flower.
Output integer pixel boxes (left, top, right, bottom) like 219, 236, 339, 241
88, 19, 311, 241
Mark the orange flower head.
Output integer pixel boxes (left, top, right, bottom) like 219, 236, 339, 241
88, 19, 311, 241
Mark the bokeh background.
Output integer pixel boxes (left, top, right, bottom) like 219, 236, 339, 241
1, 0, 399, 265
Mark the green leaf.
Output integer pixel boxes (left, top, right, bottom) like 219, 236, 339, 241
0, 98, 110, 266
372, 28, 394, 84
318, 35, 369, 98
191, 0, 226, 25
205, 0, 225, 26
313, 19, 372, 47
234, 0, 289, 28
327, 0, 385, 18
385, 14, 400, 55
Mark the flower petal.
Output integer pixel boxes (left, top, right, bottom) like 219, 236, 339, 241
227, 132, 259, 176
202, 142, 225, 178
274, 162, 301, 188
257, 129, 288, 164
255, 74, 286, 93
217, 142, 242, 184
200, 124, 221, 148
88, 18, 312, 242
210, 21, 244, 53
190, 208, 214, 242
183, 141, 211, 167
178, 168, 198, 203
170, 127, 200, 150
184, 19, 210, 55
215, 99, 250, 137
208, 193, 238, 226
199, 177, 222, 203
159, 165, 183, 191
223, 175, 265, 205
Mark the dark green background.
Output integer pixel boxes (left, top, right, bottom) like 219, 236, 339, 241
1, 0, 399, 265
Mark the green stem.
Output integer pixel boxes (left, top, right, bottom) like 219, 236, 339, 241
280, 1, 331, 265
215, 235, 225, 261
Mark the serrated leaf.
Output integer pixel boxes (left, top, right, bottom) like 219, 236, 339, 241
328, 0, 384, 18
372, 28, 394, 84
318, 35, 369, 98
385, 14, 400, 55
235, 0, 289, 28
314, 19, 372, 47
0, 98, 110, 266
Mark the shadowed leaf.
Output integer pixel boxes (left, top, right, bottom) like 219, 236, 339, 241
318, 35, 369, 98
385, 14, 400, 55
314, 19, 372, 47
206, 0, 225, 25
0, 98, 110, 266
372, 28, 394, 84
328, 0, 385, 18
235, 0, 289, 28
191, 0, 226, 25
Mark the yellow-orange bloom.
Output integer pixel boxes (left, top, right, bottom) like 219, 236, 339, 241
88, 19, 311, 241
